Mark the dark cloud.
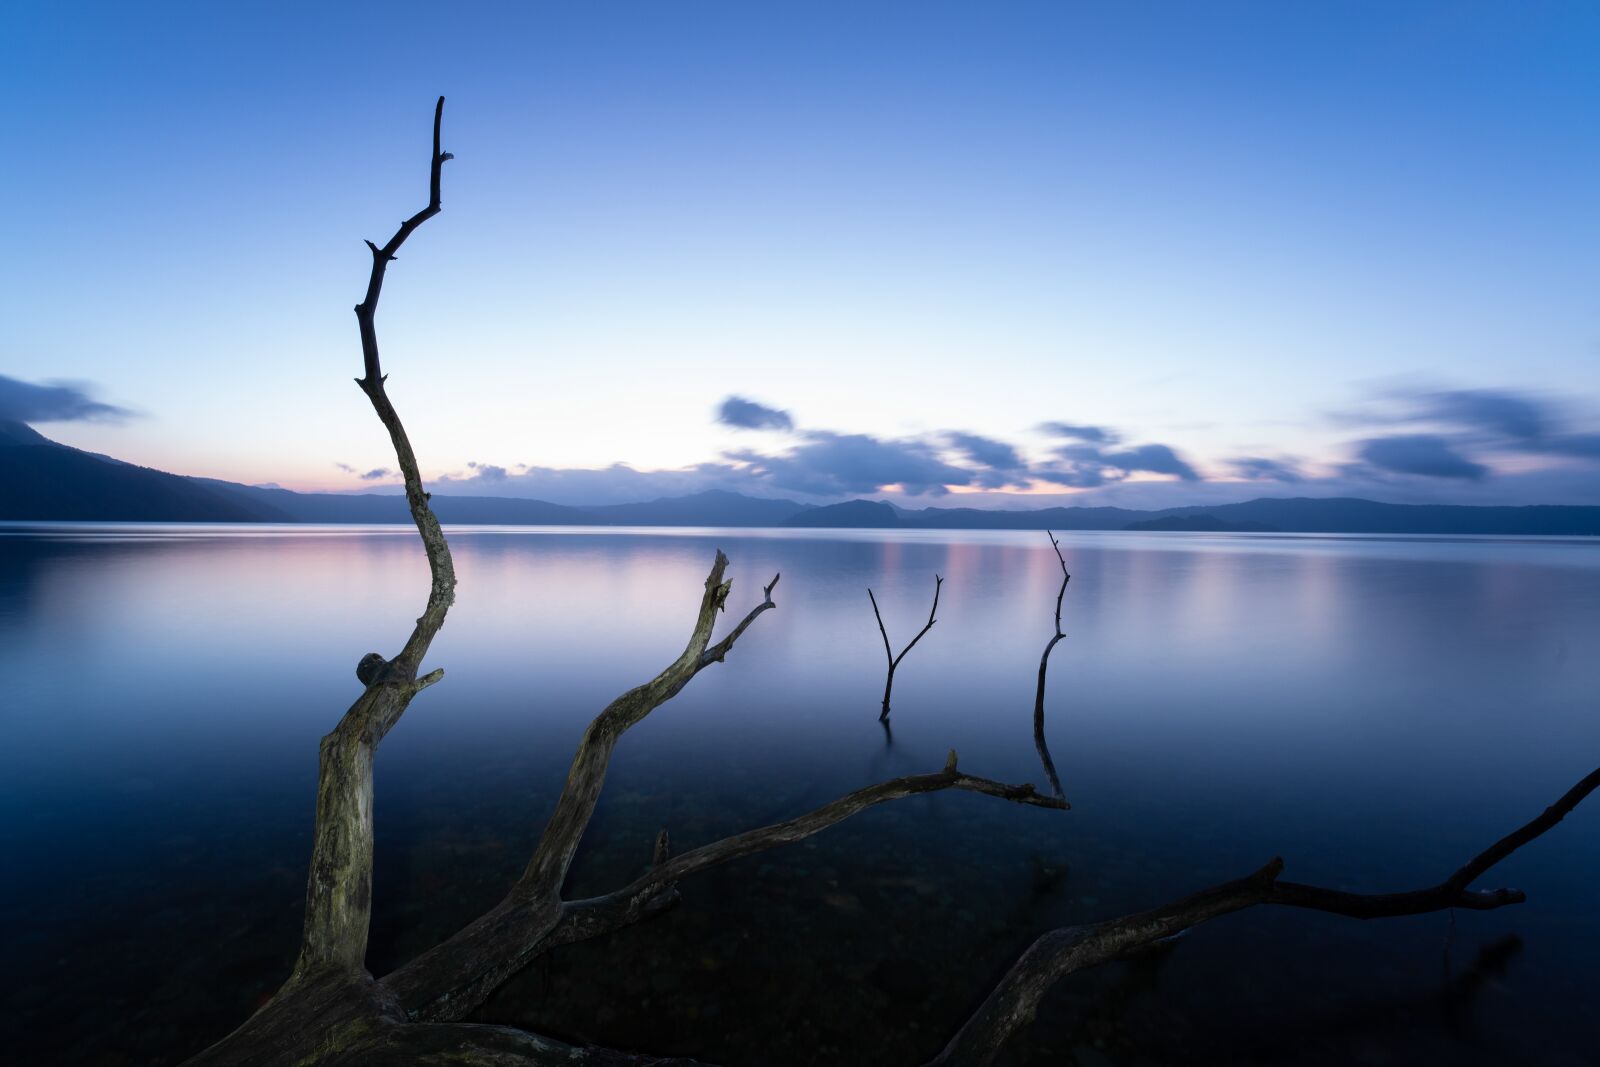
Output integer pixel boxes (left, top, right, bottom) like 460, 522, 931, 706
1333, 383, 1600, 485
338, 462, 395, 481
1038, 421, 1120, 444
1031, 455, 1111, 489
1417, 388, 1550, 441
944, 431, 1031, 489
466, 461, 508, 482
0, 373, 130, 424
1034, 440, 1202, 487
1229, 456, 1305, 483
728, 431, 973, 497
1541, 433, 1600, 459
1356, 434, 1489, 480
1101, 443, 1200, 481
716, 396, 794, 432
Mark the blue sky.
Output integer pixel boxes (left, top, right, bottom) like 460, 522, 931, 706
2, 1, 1598, 507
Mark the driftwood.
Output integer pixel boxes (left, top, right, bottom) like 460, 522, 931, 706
929, 763, 1600, 1065
868, 574, 943, 721
182, 100, 1062, 1067
181, 100, 1599, 1066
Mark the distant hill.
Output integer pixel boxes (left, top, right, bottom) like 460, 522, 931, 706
0, 421, 289, 522
784, 499, 901, 528
589, 489, 812, 526
197, 481, 597, 526
899, 504, 1148, 530
4, 422, 1599, 534
1124, 514, 1276, 532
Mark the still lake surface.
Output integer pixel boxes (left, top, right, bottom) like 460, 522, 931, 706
1, 524, 1597, 1065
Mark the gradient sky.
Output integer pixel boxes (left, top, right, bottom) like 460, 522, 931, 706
3, 1, 1598, 507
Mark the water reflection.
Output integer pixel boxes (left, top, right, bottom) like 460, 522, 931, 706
0, 524, 1597, 1065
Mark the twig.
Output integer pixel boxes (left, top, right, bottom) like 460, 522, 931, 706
869, 574, 943, 721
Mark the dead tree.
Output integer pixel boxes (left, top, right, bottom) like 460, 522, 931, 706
181, 100, 1600, 1067
1031, 531, 1069, 799
181, 100, 1062, 1067
928, 762, 1600, 1065
868, 574, 943, 721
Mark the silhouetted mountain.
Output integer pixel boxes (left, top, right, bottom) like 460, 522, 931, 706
784, 499, 901, 528
0, 421, 289, 522
4, 423, 1599, 534
1173, 496, 1600, 536
198, 482, 596, 525
1124, 514, 1277, 532
899, 505, 1148, 530
588, 489, 811, 526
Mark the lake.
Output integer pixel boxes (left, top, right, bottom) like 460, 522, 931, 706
1, 524, 1596, 1065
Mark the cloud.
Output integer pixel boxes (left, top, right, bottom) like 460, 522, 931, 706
728, 431, 975, 497
944, 431, 1032, 489
337, 462, 395, 481
1356, 434, 1489, 480
466, 461, 508, 482
434, 461, 764, 506
0, 373, 130, 424
1332, 383, 1600, 485
1038, 421, 1120, 444
1541, 433, 1600, 459
1416, 388, 1550, 442
1229, 456, 1305, 483
716, 395, 794, 432
1033, 439, 1202, 487
1100, 443, 1200, 481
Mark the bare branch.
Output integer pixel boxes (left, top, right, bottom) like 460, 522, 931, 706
926, 761, 1600, 1066
610, 754, 1066, 900
518, 553, 759, 905
382, 755, 1065, 1022
293, 97, 456, 978
700, 572, 779, 667
1032, 531, 1069, 799
869, 573, 943, 721
378, 555, 780, 1021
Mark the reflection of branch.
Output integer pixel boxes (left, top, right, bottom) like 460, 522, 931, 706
869, 574, 943, 721
1031, 532, 1069, 799
925, 762, 1600, 1066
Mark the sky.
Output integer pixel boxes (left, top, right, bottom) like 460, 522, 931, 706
2, 1, 1599, 508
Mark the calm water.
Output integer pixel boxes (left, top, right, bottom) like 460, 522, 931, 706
1, 524, 1597, 1065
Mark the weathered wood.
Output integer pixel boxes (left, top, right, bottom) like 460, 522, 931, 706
183, 98, 1598, 1067
295, 95, 456, 981
925, 761, 1600, 1066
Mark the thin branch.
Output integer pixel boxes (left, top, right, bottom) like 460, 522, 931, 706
926, 761, 1600, 1066
600, 750, 1066, 902
1032, 532, 1069, 799
294, 97, 456, 978
382, 751, 1065, 1022
869, 574, 943, 721
380, 555, 782, 1021
517, 553, 751, 904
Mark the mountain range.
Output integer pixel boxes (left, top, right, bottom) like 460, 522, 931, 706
4, 419, 1598, 535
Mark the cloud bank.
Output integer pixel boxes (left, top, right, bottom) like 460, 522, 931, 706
422, 383, 1600, 508
0, 373, 130, 424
